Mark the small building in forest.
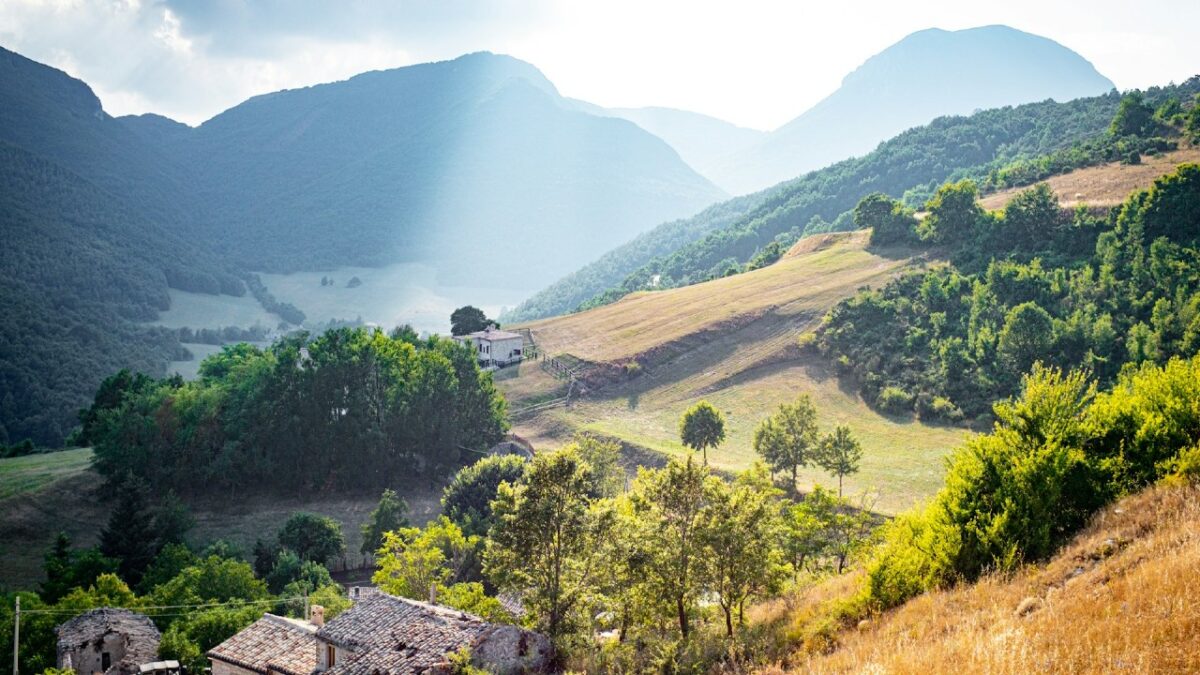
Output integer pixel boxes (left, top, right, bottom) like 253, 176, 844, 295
56, 608, 162, 675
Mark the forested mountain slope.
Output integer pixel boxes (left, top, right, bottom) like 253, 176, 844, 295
717, 25, 1115, 194
0, 47, 726, 446
0, 143, 239, 447
509, 77, 1199, 321
171, 52, 725, 285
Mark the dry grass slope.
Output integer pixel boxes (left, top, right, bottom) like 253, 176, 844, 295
506, 232, 968, 514
979, 146, 1200, 210
768, 482, 1200, 674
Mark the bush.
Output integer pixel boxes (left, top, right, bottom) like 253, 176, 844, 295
875, 387, 914, 414
922, 396, 964, 423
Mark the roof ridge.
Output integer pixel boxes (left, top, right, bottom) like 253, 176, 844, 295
260, 613, 318, 633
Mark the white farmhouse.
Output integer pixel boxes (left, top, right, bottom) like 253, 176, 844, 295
453, 326, 525, 368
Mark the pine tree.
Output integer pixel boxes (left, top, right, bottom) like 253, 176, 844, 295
99, 476, 158, 586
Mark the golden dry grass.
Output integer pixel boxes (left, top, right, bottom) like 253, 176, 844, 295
774, 482, 1200, 674
979, 146, 1200, 210
518, 231, 911, 363
503, 232, 968, 514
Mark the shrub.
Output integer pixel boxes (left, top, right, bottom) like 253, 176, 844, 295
875, 387, 913, 414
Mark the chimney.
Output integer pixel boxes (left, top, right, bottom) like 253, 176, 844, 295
310, 605, 325, 627
429, 583, 438, 605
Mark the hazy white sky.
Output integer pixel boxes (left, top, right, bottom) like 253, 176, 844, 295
1, 0, 1197, 129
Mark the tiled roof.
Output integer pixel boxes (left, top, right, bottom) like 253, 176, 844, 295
207, 614, 318, 675
318, 594, 492, 675
57, 608, 161, 673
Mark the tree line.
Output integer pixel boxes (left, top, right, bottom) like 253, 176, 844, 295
818, 158, 1200, 422
81, 326, 508, 493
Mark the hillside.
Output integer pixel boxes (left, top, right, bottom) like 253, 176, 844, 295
717, 25, 1115, 194
979, 145, 1200, 209
771, 482, 1200, 673
503, 232, 969, 514
508, 76, 1200, 322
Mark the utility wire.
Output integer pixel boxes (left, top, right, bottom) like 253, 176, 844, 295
19, 595, 307, 615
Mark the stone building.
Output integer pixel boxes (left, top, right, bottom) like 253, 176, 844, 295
56, 609, 161, 675
208, 592, 552, 675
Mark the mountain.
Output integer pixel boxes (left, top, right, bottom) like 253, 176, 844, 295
569, 100, 765, 192
507, 76, 1200, 323
713, 25, 1116, 194
0, 47, 726, 446
166, 52, 725, 287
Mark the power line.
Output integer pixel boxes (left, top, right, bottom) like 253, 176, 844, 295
18, 595, 308, 615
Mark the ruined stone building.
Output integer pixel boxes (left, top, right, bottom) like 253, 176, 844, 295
56, 609, 161, 675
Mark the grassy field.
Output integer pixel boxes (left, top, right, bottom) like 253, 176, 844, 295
259, 262, 532, 335
979, 146, 1200, 210
152, 288, 278, 330
503, 232, 968, 514
0, 448, 94, 501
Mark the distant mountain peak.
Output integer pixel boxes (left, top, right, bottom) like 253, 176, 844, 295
713, 25, 1115, 194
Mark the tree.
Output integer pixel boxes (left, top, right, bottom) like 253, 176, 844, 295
697, 465, 786, 636
858, 193, 918, 246
1110, 92, 1155, 137
138, 543, 198, 594
1002, 183, 1063, 248
278, 513, 345, 566
360, 489, 410, 558
752, 395, 821, 489
629, 457, 712, 639
679, 401, 726, 464
442, 455, 527, 538
153, 491, 195, 548
373, 516, 476, 599
40, 532, 74, 603
997, 301, 1055, 376
99, 476, 158, 586
265, 549, 334, 594
917, 179, 982, 245
485, 448, 611, 641
450, 306, 492, 336
816, 425, 863, 497
568, 432, 624, 498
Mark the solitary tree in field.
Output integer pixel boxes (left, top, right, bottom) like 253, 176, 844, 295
752, 394, 820, 490
679, 401, 726, 464
816, 425, 863, 497
450, 306, 492, 336
278, 512, 346, 566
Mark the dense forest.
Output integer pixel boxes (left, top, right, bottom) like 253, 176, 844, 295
817, 102, 1200, 422
81, 327, 508, 492
0, 143, 245, 447
511, 77, 1200, 321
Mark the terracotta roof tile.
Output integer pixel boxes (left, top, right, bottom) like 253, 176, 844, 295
207, 614, 318, 675
318, 594, 491, 675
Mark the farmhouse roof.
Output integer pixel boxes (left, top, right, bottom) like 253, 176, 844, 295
318, 593, 493, 675
459, 327, 523, 341
206, 614, 318, 675
56, 608, 161, 671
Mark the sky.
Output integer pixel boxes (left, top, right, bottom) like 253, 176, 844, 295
1, 0, 1198, 130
